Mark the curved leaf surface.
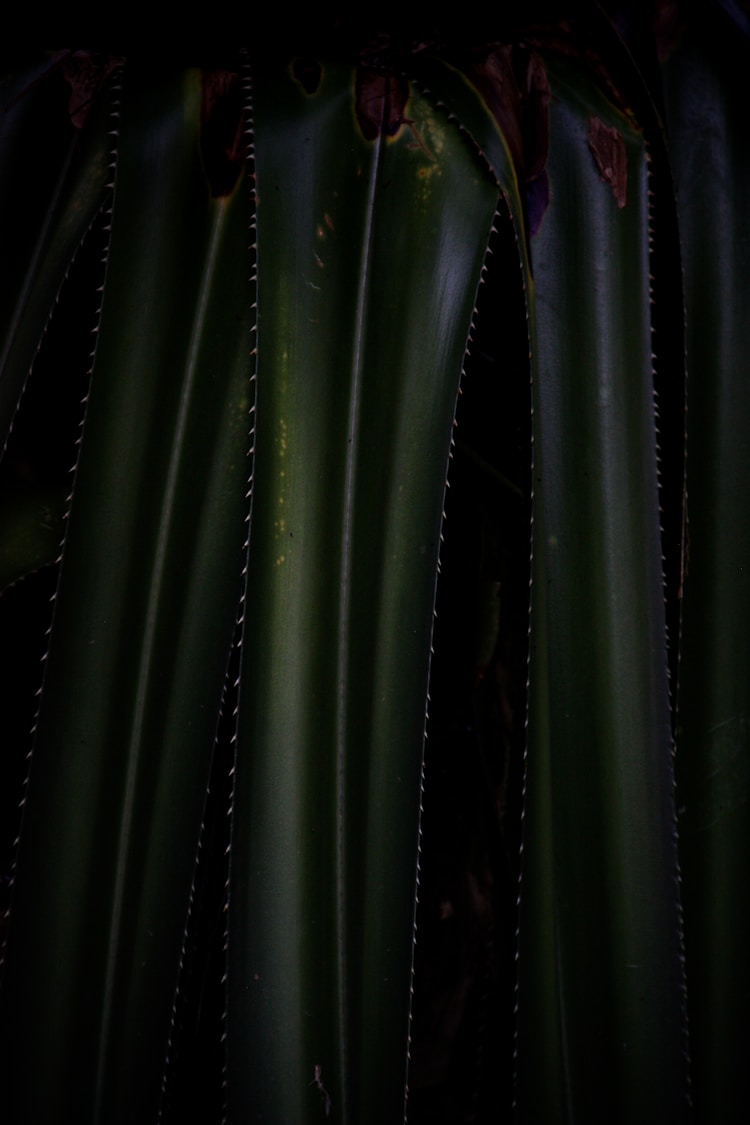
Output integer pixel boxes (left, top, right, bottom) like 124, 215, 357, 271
666, 29, 750, 1123
518, 53, 689, 1125
1, 64, 252, 1124
226, 59, 500, 1124
0, 54, 114, 447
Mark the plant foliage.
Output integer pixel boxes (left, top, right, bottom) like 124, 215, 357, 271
1, 8, 748, 1123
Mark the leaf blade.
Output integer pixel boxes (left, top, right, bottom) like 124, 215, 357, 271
1, 64, 253, 1124
666, 28, 750, 1122
225, 59, 501, 1124
518, 54, 689, 1125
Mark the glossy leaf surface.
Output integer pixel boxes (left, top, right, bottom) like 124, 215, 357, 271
518, 54, 689, 1124
1, 64, 252, 1123
666, 27, 750, 1123
225, 60, 500, 1124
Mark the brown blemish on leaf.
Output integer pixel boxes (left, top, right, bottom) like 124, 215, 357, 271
463, 47, 524, 175
61, 51, 123, 130
355, 68, 409, 141
354, 67, 434, 161
588, 116, 627, 208
461, 46, 551, 234
521, 51, 551, 235
522, 51, 551, 183
201, 69, 246, 198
